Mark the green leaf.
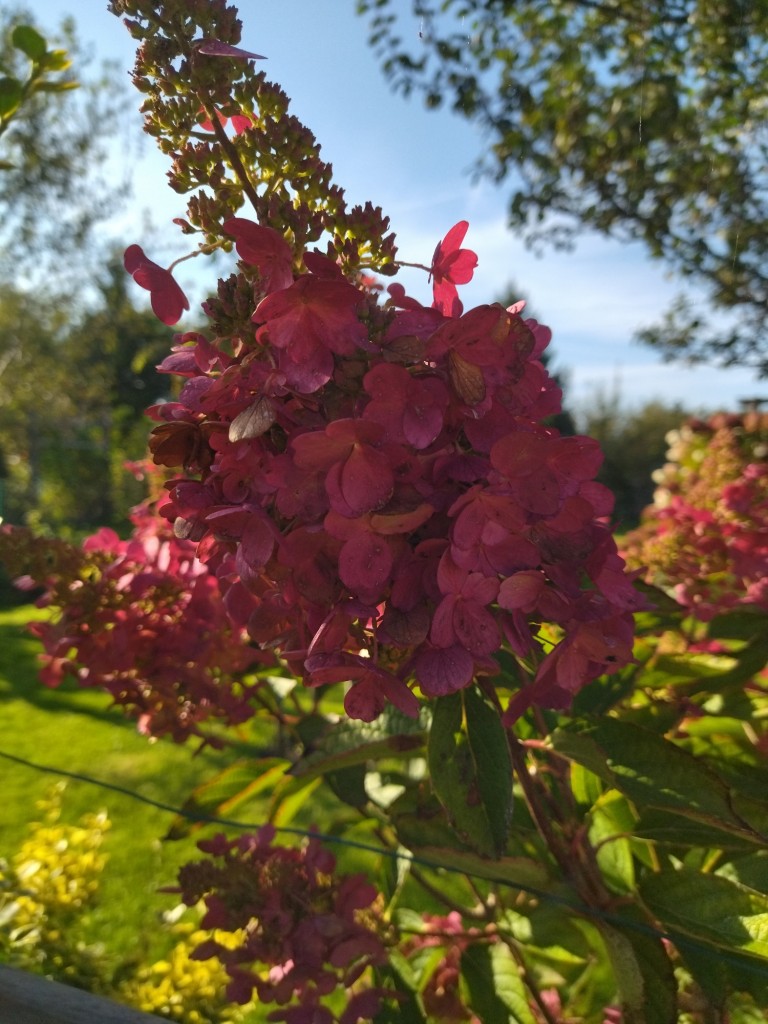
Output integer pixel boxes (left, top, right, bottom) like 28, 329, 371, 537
293, 706, 425, 775
589, 790, 636, 894
461, 943, 537, 1024
570, 761, 604, 806
708, 607, 768, 642
40, 49, 72, 73
718, 853, 768, 896
406, 845, 554, 894
427, 687, 512, 857
269, 773, 322, 827
0, 77, 23, 118
30, 80, 79, 94
373, 960, 427, 1023
11, 25, 47, 62
640, 867, 768, 959
598, 920, 677, 1024
391, 790, 478, 852
324, 763, 368, 808
633, 808, 758, 851
164, 757, 288, 839
726, 993, 768, 1024
291, 727, 424, 780
552, 719, 763, 844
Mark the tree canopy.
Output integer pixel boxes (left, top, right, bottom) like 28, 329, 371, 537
357, 0, 768, 373
0, 5, 127, 284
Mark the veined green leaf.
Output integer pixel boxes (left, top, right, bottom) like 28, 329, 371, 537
427, 687, 512, 857
552, 719, 763, 843
589, 790, 636, 894
640, 867, 768, 959
461, 943, 537, 1024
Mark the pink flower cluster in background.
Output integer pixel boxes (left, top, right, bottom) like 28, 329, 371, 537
623, 412, 768, 619
176, 826, 388, 1022
141, 219, 641, 722
19, 497, 267, 742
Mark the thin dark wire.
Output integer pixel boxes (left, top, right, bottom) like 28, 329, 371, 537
2, 746, 768, 982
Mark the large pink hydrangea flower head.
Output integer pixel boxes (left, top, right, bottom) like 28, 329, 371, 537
133, 216, 640, 724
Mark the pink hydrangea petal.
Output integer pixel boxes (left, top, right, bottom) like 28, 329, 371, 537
344, 679, 387, 722
453, 599, 500, 656
337, 445, 393, 516
338, 532, 393, 594
123, 245, 190, 326
414, 644, 474, 696
498, 570, 545, 610
223, 218, 294, 293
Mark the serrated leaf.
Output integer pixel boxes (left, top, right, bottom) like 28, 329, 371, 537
461, 943, 537, 1024
11, 25, 47, 61
0, 76, 23, 118
552, 719, 763, 844
427, 688, 511, 857
164, 758, 288, 839
640, 867, 768, 959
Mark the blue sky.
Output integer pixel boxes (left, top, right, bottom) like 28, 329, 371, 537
35, 0, 765, 415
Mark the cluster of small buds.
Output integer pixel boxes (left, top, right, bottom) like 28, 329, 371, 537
140, 216, 641, 722
175, 826, 390, 1021
623, 412, 768, 619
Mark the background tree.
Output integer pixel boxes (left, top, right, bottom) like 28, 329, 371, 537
0, 10, 160, 537
0, 4, 127, 285
576, 390, 692, 528
357, 0, 768, 373
0, 262, 174, 534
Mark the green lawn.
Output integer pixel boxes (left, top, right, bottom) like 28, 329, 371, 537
0, 605, 261, 964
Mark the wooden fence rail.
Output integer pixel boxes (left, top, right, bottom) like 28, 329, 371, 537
0, 964, 167, 1023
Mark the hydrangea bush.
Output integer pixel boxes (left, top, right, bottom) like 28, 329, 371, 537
622, 411, 768, 619
2, 1, 768, 1021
